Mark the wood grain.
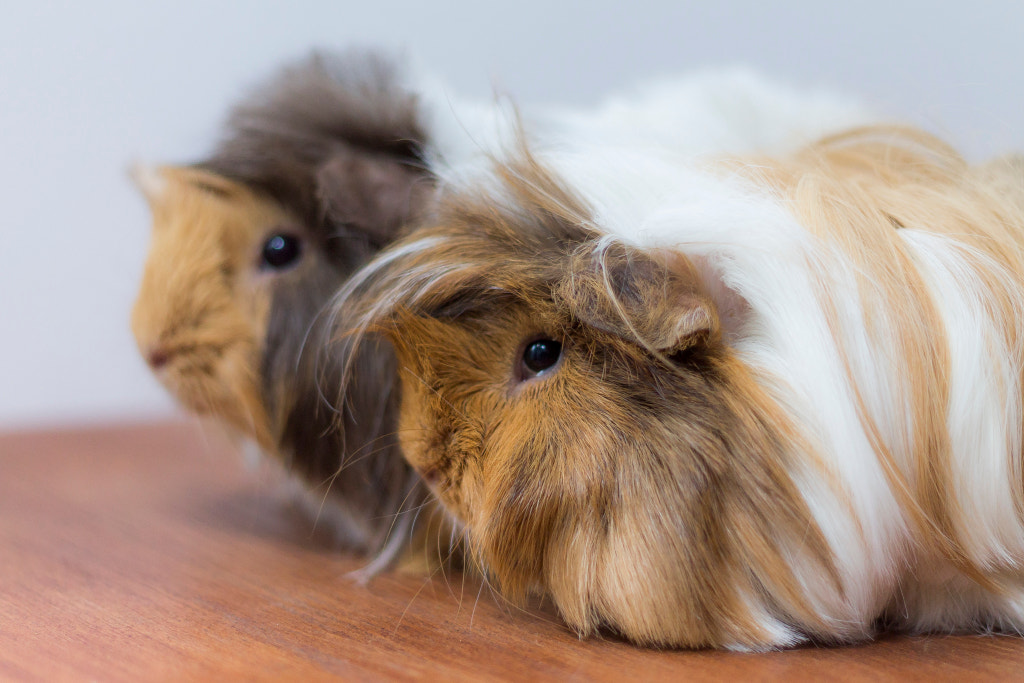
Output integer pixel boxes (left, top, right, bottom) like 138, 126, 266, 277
1, 420, 1022, 681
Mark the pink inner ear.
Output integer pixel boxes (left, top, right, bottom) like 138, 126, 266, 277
688, 255, 750, 345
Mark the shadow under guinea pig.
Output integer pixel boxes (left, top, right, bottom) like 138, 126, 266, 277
192, 487, 350, 555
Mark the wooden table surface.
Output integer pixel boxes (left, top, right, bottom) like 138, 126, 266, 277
1, 420, 1023, 681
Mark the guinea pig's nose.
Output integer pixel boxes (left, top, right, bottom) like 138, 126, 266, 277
146, 345, 174, 370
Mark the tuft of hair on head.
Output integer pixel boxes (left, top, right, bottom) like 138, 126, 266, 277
198, 49, 432, 224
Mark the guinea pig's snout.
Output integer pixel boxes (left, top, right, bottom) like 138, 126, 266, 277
143, 343, 180, 371
146, 345, 172, 369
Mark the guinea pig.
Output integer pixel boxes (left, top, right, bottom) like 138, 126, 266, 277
331, 127, 1024, 649
131, 49, 871, 570
131, 51, 435, 561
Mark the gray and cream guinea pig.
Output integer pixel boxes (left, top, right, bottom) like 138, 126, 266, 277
131, 49, 872, 571
332, 128, 1024, 649
131, 51, 437, 563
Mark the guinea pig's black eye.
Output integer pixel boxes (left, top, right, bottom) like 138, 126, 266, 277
261, 233, 302, 270
521, 338, 562, 378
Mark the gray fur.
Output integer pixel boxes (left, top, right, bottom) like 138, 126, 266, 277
201, 50, 434, 557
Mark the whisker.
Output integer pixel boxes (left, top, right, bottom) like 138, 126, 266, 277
469, 575, 487, 630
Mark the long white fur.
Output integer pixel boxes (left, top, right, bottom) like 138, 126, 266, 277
411, 65, 875, 168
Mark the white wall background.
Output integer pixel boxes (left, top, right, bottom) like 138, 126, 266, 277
1, 0, 1021, 429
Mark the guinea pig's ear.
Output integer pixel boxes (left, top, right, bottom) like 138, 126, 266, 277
129, 163, 169, 207
316, 146, 432, 247
556, 244, 719, 355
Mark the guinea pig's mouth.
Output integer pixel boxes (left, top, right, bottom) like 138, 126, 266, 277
162, 371, 223, 414
149, 343, 240, 414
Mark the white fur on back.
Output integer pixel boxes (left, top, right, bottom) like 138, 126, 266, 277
412, 66, 873, 169
534, 67, 874, 158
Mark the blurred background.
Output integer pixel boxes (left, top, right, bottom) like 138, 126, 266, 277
0, 0, 1021, 430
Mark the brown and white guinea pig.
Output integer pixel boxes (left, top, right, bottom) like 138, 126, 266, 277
331, 127, 1024, 649
131, 51, 436, 562
131, 51, 872, 569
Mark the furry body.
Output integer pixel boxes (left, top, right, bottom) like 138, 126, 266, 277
334, 129, 1024, 648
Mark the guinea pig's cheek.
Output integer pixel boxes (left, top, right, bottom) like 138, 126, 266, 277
397, 439, 450, 497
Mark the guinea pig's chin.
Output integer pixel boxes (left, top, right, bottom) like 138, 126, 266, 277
423, 471, 477, 527
427, 480, 469, 523
160, 370, 233, 417
157, 351, 258, 425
